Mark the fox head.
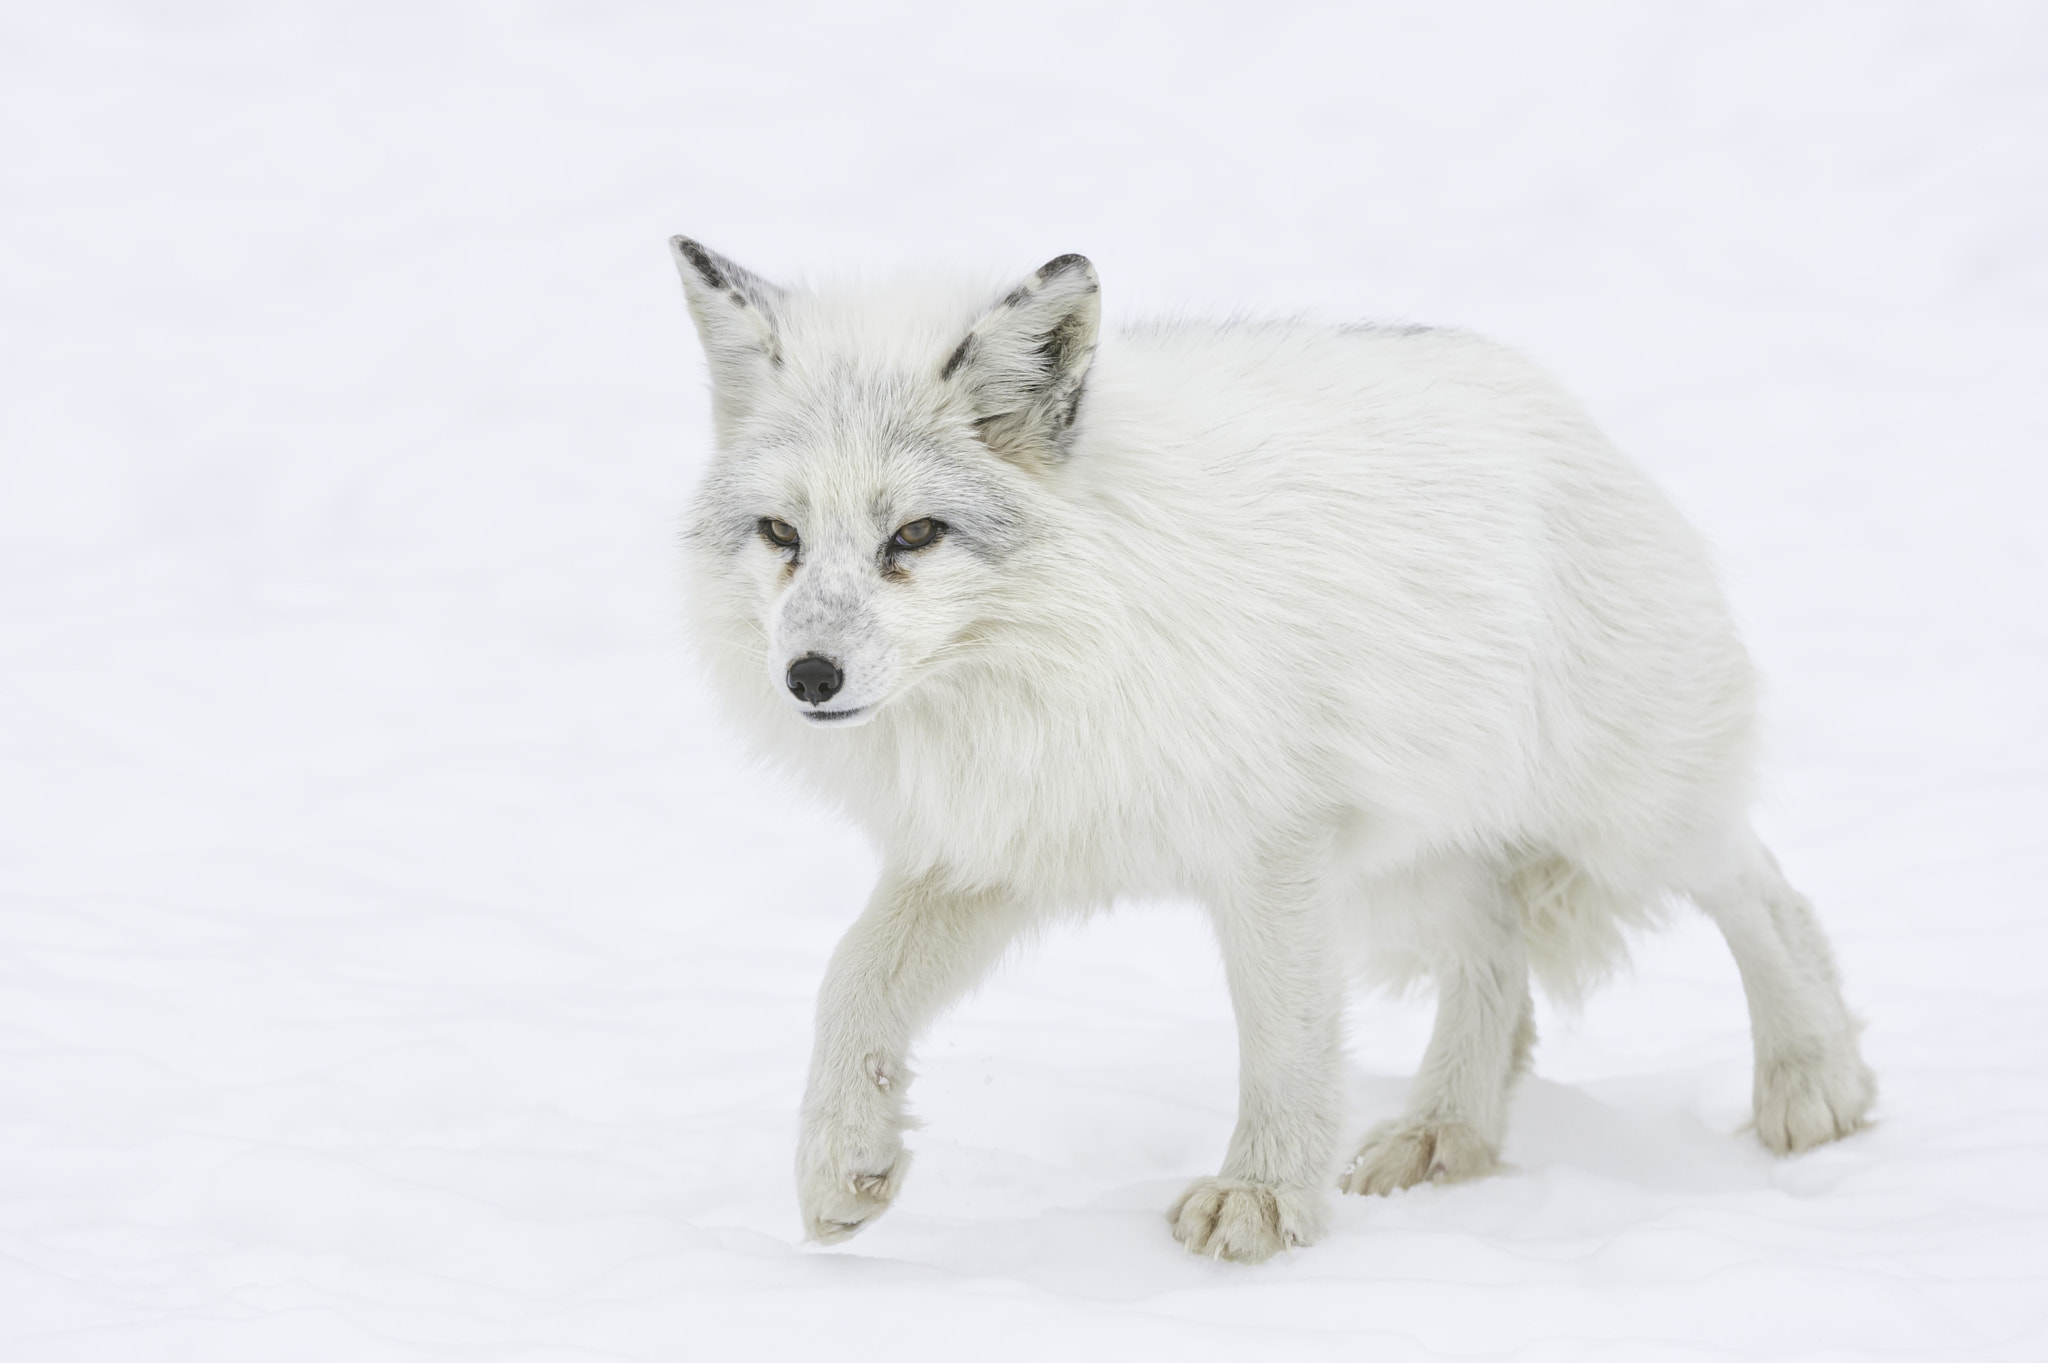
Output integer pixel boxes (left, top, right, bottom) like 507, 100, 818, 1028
670, 238, 1100, 729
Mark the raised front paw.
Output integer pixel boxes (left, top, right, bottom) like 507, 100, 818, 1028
1168, 1177, 1321, 1263
797, 1111, 910, 1243
1338, 1117, 1498, 1196
1755, 1044, 1876, 1155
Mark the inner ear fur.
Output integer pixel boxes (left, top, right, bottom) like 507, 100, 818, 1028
941, 254, 1100, 464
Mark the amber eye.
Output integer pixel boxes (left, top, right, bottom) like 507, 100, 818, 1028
760, 517, 799, 548
890, 518, 942, 550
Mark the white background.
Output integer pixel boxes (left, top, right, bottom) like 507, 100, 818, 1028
2, 3, 2044, 1358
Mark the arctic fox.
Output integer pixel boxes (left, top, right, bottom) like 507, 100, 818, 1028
668, 239, 1875, 1263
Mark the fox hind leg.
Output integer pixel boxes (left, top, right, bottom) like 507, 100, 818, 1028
1342, 860, 1532, 1196
1691, 829, 1875, 1153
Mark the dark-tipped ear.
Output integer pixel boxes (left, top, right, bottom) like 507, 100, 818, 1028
940, 254, 1099, 465
669, 236, 786, 438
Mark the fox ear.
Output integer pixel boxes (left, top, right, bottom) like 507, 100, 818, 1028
669, 236, 785, 437
940, 254, 1099, 464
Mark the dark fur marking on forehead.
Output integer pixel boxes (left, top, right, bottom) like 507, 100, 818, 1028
1000, 284, 1030, 309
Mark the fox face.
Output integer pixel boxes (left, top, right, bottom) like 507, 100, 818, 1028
672, 239, 1099, 728
694, 389, 1026, 727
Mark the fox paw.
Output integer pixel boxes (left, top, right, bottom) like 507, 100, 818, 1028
797, 1113, 910, 1243
1168, 1177, 1321, 1263
1339, 1118, 1498, 1196
1755, 1046, 1876, 1154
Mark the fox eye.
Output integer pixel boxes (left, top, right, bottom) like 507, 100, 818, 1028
890, 518, 943, 551
760, 517, 799, 548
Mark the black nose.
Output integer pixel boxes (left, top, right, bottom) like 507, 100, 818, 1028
786, 654, 844, 706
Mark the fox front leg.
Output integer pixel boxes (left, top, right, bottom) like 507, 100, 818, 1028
1170, 865, 1345, 1262
797, 869, 1027, 1242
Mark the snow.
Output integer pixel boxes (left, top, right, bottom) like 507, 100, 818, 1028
2, 2, 2045, 1358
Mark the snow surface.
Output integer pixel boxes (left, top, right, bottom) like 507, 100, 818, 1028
2, 3, 2045, 1359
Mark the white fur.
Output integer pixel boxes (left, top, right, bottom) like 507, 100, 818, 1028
667, 239, 1877, 1263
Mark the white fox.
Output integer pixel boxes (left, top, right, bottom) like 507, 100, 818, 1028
668, 239, 1875, 1263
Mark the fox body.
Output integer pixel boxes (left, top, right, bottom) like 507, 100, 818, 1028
670, 241, 1874, 1262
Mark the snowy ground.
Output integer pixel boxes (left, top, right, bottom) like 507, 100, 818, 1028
2, 3, 2045, 1359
